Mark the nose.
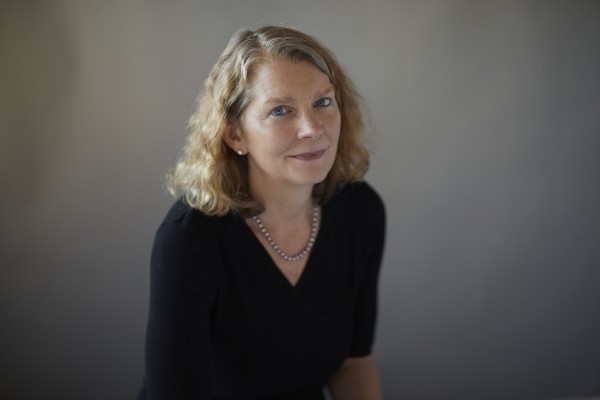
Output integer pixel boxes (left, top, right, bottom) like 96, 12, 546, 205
297, 111, 324, 140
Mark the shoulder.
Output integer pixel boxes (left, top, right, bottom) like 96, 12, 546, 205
151, 200, 225, 273
328, 181, 385, 220
324, 181, 386, 242
150, 200, 221, 308
157, 199, 224, 240
161, 199, 215, 229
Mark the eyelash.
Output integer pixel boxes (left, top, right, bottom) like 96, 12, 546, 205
269, 97, 334, 117
270, 106, 287, 117
315, 97, 333, 107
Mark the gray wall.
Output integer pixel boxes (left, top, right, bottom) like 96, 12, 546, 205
1, 1, 599, 399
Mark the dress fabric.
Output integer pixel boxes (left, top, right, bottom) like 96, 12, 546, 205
139, 182, 385, 400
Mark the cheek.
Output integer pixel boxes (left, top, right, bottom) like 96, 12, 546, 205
258, 128, 294, 156
328, 113, 342, 140
244, 121, 287, 152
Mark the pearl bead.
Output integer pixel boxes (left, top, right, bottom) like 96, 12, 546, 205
252, 207, 319, 262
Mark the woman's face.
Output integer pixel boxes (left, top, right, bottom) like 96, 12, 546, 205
235, 59, 341, 194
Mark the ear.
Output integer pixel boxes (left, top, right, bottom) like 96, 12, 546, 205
223, 123, 246, 154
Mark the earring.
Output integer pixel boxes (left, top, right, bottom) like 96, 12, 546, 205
237, 150, 245, 156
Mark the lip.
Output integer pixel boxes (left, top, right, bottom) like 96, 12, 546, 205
290, 149, 327, 161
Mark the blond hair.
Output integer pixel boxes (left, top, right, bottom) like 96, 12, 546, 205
167, 26, 369, 216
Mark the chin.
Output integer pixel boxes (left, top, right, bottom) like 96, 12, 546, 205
286, 158, 336, 187
293, 170, 331, 187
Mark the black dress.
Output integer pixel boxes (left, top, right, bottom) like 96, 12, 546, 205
139, 182, 385, 399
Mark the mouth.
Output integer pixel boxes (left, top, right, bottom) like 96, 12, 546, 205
290, 149, 327, 161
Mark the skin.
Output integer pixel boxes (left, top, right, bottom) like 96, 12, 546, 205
329, 355, 383, 400
225, 59, 382, 399
225, 59, 341, 286
229, 58, 341, 198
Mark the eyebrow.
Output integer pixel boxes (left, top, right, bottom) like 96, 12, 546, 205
264, 85, 335, 105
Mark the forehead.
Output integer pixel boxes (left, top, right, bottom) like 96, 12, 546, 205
248, 59, 333, 98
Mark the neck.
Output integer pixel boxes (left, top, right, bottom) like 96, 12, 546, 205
250, 180, 315, 223
247, 178, 320, 263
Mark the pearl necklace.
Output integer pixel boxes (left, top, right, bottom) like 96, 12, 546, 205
252, 206, 319, 262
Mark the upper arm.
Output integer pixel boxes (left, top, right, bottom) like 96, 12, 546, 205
144, 221, 218, 398
349, 188, 386, 357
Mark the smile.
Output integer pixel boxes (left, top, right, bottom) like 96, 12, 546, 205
290, 149, 326, 161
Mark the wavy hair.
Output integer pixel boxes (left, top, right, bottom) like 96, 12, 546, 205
167, 25, 370, 216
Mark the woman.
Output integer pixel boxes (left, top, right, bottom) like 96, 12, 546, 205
140, 26, 385, 400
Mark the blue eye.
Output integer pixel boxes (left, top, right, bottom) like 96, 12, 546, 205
270, 106, 286, 116
316, 97, 332, 107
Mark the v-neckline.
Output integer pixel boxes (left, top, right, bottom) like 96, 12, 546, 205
236, 207, 326, 290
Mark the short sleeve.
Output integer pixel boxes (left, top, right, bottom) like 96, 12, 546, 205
348, 186, 386, 357
142, 212, 218, 399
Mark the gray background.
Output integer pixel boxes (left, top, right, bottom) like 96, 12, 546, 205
1, 0, 599, 399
